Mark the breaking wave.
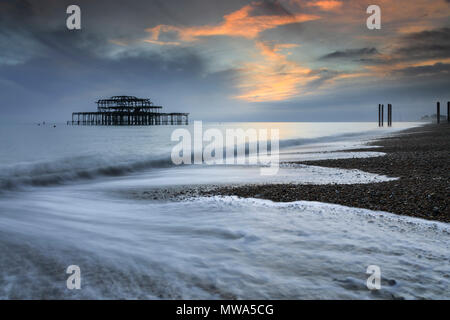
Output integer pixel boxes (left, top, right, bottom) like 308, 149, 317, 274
0, 155, 175, 190
0, 126, 413, 191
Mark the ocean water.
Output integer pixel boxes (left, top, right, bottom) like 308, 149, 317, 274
0, 122, 448, 299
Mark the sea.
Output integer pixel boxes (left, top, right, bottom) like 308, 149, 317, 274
0, 122, 448, 299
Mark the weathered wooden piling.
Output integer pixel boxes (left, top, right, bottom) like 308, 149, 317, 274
387, 103, 392, 127
447, 101, 449, 123
381, 104, 384, 127
387, 104, 390, 127
386, 104, 389, 127
70, 96, 189, 126
437, 102, 440, 124
378, 104, 381, 127
390, 104, 392, 126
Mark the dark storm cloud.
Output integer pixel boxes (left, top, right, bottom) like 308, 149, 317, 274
0, 42, 238, 121
393, 62, 450, 77
319, 27, 450, 68
0, 0, 449, 122
249, 0, 293, 17
0, 0, 244, 121
320, 48, 379, 60
395, 27, 450, 61
0, 0, 47, 65
0, 0, 249, 63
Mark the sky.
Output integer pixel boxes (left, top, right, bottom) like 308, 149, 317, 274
0, 0, 449, 122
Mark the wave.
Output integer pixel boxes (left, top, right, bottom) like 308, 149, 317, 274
0, 155, 175, 191
0, 128, 397, 191
196, 196, 450, 232
278, 128, 386, 149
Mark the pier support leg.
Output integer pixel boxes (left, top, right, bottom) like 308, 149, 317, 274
378, 104, 381, 127
437, 102, 440, 124
387, 104, 392, 127
390, 104, 392, 127
389, 104, 391, 127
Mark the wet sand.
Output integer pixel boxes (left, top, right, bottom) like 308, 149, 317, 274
203, 123, 449, 223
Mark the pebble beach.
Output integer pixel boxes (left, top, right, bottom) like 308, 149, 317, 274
204, 123, 450, 223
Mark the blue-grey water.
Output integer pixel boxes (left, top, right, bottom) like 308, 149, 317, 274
0, 122, 448, 299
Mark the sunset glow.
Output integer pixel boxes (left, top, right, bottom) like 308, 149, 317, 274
1, 0, 449, 121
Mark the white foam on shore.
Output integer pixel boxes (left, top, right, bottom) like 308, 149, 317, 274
194, 195, 450, 232
0, 190, 447, 299
280, 151, 385, 162
69, 164, 396, 194
279, 136, 386, 162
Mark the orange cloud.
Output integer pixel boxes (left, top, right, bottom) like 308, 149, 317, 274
109, 39, 128, 46
142, 2, 323, 102
145, 3, 319, 44
144, 25, 182, 45
141, 0, 450, 102
306, 1, 342, 10
144, 39, 181, 46
234, 41, 315, 102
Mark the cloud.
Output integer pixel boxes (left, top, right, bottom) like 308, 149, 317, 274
393, 62, 450, 77
248, 0, 294, 16
142, 1, 324, 102
305, 1, 342, 11
320, 48, 379, 60
304, 68, 340, 89
234, 41, 315, 102
1, 0, 449, 122
233, 41, 371, 102
394, 27, 450, 61
361, 27, 450, 77
145, 2, 319, 43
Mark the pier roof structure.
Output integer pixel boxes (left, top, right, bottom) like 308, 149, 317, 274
96, 95, 163, 112
70, 95, 188, 126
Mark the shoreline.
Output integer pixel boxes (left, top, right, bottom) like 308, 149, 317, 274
199, 123, 449, 223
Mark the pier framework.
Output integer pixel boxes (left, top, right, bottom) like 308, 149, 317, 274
69, 96, 188, 126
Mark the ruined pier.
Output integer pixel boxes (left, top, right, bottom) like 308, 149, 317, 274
69, 95, 189, 126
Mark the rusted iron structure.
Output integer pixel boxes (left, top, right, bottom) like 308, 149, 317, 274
69, 96, 189, 125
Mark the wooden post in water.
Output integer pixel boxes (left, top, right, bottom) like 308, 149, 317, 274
447, 101, 449, 123
390, 104, 392, 126
378, 104, 381, 127
437, 102, 440, 124
387, 104, 389, 127
388, 104, 392, 127
381, 104, 384, 127
387, 104, 390, 127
